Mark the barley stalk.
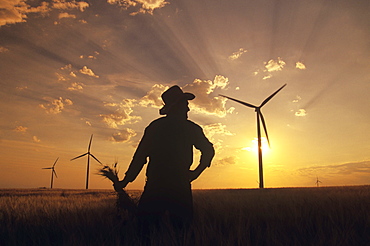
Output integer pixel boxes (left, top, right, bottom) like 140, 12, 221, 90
98, 163, 137, 214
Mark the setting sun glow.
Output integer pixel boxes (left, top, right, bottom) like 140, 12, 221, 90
242, 137, 270, 156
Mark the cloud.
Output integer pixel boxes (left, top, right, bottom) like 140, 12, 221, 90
101, 99, 141, 128
202, 123, 234, 154
136, 0, 168, 12
228, 48, 248, 61
0, 0, 90, 27
0, 0, 88, 27
0, 46, 9, 53
58, 12, 76, 19
296, 62, 306, 70
297, 160, 370, 176
295, 109, 307, 117
80, 51, 99, 60
55, 72, 67, 82
33, 136, 41, 143
79, 66, 99, 78
264, 57, 286, 72
82, 119, 92, 126
184, 75, 229, 117
0, 0, 29, 26
52, 0, 89, 12
15, 85, 28, 90
107, 0, 168, 15
58, 65, 81, 86
139, 84, 168, 108
254, 57, 286, 80
61, 64, 72, 70
262, 74, 272, 80
56, 65, 86, 91
203, 123, 234, 140
110, 128, 137, 143
136, 76, 230, 117
14, 126, 27, 133
39, 97, 73, 114
25, 2, 50, 14
214, 156, 237, 166
67, 82, 84, 91
292, 95, 301, 103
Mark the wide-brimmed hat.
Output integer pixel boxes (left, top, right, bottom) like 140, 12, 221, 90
159, 85, 195, 115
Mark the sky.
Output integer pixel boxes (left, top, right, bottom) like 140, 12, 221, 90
0, 0, 369, 190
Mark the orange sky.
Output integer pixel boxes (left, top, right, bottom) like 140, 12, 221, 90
0, 0, 369, 189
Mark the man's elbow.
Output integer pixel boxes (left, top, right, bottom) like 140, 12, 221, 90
202, 144, 215, 167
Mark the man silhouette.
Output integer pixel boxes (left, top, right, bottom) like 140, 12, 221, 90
116, 85, 214, 226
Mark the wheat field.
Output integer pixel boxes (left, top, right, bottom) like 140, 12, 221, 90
0, 186, 369, 245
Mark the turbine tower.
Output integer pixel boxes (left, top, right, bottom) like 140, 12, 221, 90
42, 157, 59, 189
220, 84, 286, 188
71, 134, 102, 189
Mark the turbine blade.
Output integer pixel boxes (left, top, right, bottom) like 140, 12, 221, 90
90, 153, 102, 165
260, 84, 287, 107
53, 169, 58, 178
259, 112, 270, 147
42, 167, 52, 169
88, 134, 93, 151
53, 157, 59, 167
219, 94, 257, 108
71, 152, 88, 161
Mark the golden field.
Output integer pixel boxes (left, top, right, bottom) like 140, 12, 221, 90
0, 186, 369, 245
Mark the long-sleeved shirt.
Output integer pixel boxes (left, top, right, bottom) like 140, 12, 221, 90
124, 116, 214, 183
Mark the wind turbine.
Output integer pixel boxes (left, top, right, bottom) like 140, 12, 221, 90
42, 157, 59, 189
71, 134, 102, 189
220, 84, 287, 188
315, 177, 322, 187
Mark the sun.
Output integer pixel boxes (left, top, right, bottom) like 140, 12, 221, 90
242, 137, 270, 155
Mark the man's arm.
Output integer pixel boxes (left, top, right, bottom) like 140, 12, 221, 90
189, 126, 215, 182
116, 128, 151, 189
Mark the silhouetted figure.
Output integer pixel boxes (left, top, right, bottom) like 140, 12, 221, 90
116, 85, 214, 230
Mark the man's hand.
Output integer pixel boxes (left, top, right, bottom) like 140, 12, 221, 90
113, 179, 129, 192
189, 170, 201, 182
189, 162, 210, 182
